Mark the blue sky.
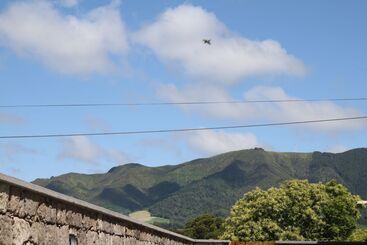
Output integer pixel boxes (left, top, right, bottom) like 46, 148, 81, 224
0, 0, 366, 181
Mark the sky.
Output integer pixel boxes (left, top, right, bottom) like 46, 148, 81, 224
0, 0, 366, 181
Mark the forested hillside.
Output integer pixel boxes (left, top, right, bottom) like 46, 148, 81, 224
33, 148, 367, 228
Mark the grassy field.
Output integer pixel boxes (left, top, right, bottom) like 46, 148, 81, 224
129, 210, 170, 225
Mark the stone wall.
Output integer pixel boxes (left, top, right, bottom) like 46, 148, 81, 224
0, 173, 228, 245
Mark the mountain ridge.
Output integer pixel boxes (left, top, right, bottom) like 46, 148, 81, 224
33, 147, 367, 227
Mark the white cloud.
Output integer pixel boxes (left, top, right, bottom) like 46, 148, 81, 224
0, 1, 128, 75
243, 86, 363, 131
134, 4, 305, 85
58, 136, 128, 165
183, 130, 261, 155
0, 112, 25, 125
158, 84, 364, 132
157, 83, 244, 119
139, 4, 363, 133
59, 0, 80, 7
327, 145, 349, 153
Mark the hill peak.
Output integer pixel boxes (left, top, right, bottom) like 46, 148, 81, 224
107, 163, 145, 173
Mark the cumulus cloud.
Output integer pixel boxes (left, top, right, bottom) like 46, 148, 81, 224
138, 4, 363, 133
327, 145, 349, 153
58, 136, 128, 165
134, 4, 305, 85
136, 131, 263, 158
158, 84, 364, 132
59, 0, 80, 7
183, 130, 261, 155
0, 0, 128, 75
0, 112, 25, 125
157, 83, 243, 119
244, 86, 363, 131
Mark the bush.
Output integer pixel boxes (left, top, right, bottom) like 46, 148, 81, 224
221, 180, 361, 241
183, 213, 224, 239
349, 228, 367, 241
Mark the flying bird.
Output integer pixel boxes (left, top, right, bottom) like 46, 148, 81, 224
203, 39, 211, 45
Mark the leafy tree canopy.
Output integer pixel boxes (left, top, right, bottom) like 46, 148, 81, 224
183, 214, 224, 239
221, 179, 361, 241
349, 228, 367, 241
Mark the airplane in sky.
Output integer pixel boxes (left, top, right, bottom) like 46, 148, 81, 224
203, 39, 211, 45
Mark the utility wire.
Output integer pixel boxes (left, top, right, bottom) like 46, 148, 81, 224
1, 97, 367, 108
0, 116, 366, 139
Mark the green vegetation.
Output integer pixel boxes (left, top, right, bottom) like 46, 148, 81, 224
349, 228, 367, 241
221, 180, 361, 241
33, 148, 367, 228
183, 214, 224, 239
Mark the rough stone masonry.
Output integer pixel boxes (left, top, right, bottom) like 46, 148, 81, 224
0, 173, 228, 245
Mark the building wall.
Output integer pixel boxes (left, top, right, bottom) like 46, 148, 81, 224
0, 173, 228, 245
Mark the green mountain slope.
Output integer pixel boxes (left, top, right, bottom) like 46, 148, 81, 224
33, 148, 367, 227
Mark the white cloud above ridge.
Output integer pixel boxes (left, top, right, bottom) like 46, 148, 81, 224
183, 130, 261, 156
138, 131, 262, 158
327, 144, 349, 153
58, 136, 128, 165
158, 84, 364, 132
0, 1, 128, 75
134, 4, 306, 85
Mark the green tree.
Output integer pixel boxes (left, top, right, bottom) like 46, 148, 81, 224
183, 214, 224, 239
221, 179, 361, 241
349, 228, 367, 241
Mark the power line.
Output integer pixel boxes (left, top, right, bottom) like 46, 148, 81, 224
0, 116, 366, 139
1, 97, 367, 108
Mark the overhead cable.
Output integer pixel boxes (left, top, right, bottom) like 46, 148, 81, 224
1, 97, 367, 108
0, 115, 366, 139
